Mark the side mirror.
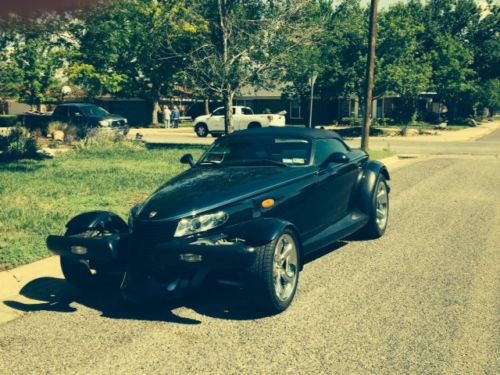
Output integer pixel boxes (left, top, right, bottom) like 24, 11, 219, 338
180, 153, 195, 167
320, 152, 349, 168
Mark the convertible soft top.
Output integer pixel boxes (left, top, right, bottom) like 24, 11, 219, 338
228, 126, 341, 140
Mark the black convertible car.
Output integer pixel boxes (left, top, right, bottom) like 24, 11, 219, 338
47, 127, 390, 314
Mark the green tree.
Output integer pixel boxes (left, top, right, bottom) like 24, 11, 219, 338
183, 0, 318, 133
0, 15, 71, 111
376, 1, 432, 123
320, 0, 368, 101
0, 25, 24, 110
421, 0, 482, 119
69, 0, 204, 126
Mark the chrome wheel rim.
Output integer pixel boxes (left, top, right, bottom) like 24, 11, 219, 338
273, 234, 298, 302
375, 181, 388, 230
197, 126, 206, 136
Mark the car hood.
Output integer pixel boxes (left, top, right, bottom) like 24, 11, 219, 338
194, 114, 210, 123
137, 166, 312, 220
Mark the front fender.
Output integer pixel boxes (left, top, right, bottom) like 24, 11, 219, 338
356, 161, 391, 215
66, 211, 128, 234
228, 217, 294, 247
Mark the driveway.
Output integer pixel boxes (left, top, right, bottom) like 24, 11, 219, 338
0, 127, 499, 373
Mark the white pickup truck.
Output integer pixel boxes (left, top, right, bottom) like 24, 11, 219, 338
193, 106, 286, 137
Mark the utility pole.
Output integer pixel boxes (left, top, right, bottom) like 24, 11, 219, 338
309, 72, 318, 128
361, 0, 379, 151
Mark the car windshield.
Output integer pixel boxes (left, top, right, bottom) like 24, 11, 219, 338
79, 105, 110, 117
199, 136, 311, 167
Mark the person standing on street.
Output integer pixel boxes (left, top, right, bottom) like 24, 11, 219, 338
162, 105, 171, 128
172, 105, 180, 128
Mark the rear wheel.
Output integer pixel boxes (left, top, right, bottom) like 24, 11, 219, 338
195, 123, 209, 137
361, 174, 389, 238
247, 122, 261, 129
245, 230, 300, 314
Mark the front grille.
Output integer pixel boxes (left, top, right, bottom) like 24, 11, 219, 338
133, 219, 176, 246
112, 120, 125, 126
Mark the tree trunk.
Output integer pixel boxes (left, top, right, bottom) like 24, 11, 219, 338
204, 98, 210, 115
151, 84, 160, 128
361, 0, 379, 151
223, 88, 234, 134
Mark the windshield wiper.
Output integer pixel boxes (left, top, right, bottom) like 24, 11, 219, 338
224, 159, 289, 167
199, 161, 222, 166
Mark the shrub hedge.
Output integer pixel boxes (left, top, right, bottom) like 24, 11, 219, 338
0, 115, 19, 127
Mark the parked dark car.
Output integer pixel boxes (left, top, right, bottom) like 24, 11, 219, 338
47, 127, 390, 314
24, 103, 128, 136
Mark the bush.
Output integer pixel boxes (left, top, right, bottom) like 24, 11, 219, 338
0, 115, 19, 127
74, 128, 128, 151
378, 117, 396, 126
0, 127, 39, 161
47, 121, 79, 144
340, 117, 362, 126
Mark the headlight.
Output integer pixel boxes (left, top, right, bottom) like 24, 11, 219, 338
99, 119, 112, 127
174, 211, 228, 237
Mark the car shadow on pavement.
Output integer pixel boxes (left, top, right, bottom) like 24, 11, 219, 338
3, 241, 348, 323
3, 277, 202, 325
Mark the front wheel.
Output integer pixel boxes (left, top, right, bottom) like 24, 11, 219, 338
60, 228, 122, 291
245, 230, 300, 315
194, 123, 209, 137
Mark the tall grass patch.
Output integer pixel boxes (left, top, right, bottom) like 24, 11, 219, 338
0, 143, 206, 269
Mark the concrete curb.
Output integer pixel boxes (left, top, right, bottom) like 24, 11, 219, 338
0, 256, 62, 301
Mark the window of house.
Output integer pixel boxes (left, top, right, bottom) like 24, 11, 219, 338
290, 100, 302, 119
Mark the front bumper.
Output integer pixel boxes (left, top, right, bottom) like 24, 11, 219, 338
46, 233, 257, 270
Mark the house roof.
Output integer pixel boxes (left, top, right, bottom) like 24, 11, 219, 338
236, 85, 285, 100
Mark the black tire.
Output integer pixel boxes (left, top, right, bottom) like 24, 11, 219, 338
195, 123, 209, 137
247, 122, 261, 129
360, 174, 389, 239
245, 229, 300, 315
60, 227, 121, 291
60, 256, 96, 291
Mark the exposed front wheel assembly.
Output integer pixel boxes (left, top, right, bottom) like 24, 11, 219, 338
60, 228, 124, 291
245, 229, 300, 314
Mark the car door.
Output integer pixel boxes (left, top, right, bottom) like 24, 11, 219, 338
67, 106, 84, 126
238, 107, 253, 130
313, 139, 359, 227
208, 107, 225, 132
52, 106, 69, 122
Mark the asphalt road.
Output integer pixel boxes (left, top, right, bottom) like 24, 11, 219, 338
0, 132, 499, 374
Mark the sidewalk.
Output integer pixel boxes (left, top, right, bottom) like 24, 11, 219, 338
347, 120, 500, 143
127, 121, 500, 146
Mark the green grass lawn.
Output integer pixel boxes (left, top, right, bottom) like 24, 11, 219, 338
0, 143, 206, 270
0, 142, 392, 270
367, 149, 395, 160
